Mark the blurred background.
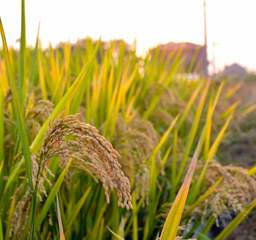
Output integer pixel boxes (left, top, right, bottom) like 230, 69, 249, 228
1, 0, 256, 74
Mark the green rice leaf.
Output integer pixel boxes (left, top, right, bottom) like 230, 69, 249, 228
56, 195, 66, 240
0, 17, 33, 189
36, 159, 72, 228
216, 199, 256, 240
66, 187, 91, 229
160, 138, 202, 240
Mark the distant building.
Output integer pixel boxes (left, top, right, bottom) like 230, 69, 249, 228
222, 63, 247, 79
149, 42, 208, 76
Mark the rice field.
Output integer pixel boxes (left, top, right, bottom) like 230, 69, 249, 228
0, 1, 256, 239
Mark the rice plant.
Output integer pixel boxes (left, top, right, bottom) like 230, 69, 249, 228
0, 1, 255, 239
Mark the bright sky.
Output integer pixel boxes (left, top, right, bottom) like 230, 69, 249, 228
1, 0, 256, 72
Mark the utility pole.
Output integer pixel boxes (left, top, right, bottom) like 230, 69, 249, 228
203, 0, 208, 77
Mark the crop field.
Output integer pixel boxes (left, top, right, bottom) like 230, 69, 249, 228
0, 2, 256, 240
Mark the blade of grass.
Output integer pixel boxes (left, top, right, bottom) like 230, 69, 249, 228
28, 23, 40, 93
0, 83, 4, 169
220, 100, 239, 120
170, 129, 178, 200
66, 187, 91, 229
225, 82, 242, 99
198, 233, 211, 240
90, 204, 106, 239
0, 85, 4, 184
143, 116, 179, 240
240, 103, 256, 118
0, 18, 33, 189
160, 138, 202, 240
189, 114, 233, 202
132, 192, 138, 240
56, 195, 66, 240
0, 217, 3, 240
143, 193, 161, 240
212, 80, 225, 111
175, 81, 210, 189
208, 116, 233, 160
107, 226, 124, 240
215, 199, 256, 240
203, 99, 213, 160
149, 115, 179, 197
204, 81, 224, 159
38, 48, 48, 100
36, 159, 72, 229
70, 52, 94, 114
177, 82, 203, 129
200, 216, 216, 235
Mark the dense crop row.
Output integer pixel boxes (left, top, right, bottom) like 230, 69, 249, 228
0, 1, 255, 239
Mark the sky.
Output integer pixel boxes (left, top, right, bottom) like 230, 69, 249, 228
1, 0, 256, 72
